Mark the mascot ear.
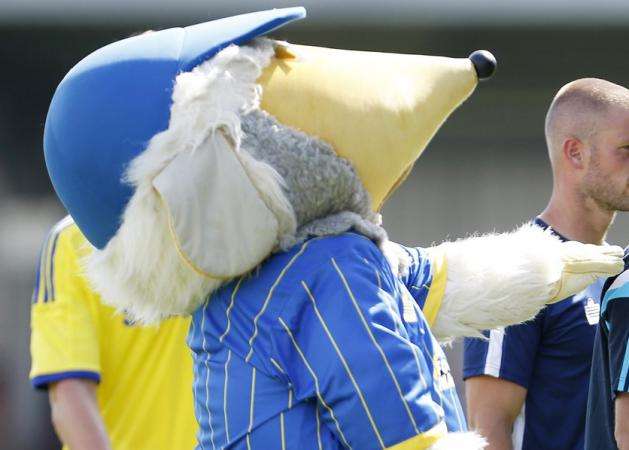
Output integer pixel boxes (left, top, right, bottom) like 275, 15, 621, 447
153, 129, 280, 279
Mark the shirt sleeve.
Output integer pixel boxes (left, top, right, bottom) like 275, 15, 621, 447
29, 225, 101, 389
396, 245, 446, 327
601, 271, 629, 394
463, 314, 543, 390
272, 255, 447, 450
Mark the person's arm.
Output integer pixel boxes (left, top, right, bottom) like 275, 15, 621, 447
463, 318, 541, 448
615, 393, 629, 450
466, 376, 526, 450
49, 379, 111, 450
29, 222, 105, 444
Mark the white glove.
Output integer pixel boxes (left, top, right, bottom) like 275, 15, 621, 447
548, 242, 624, 303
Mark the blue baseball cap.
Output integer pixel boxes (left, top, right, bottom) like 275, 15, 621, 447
44, 7, 306, 249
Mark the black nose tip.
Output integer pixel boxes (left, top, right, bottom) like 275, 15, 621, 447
469, 50, 497, 81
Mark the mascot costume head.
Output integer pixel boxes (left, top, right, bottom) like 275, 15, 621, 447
44, 8, 623, 449
44, 7, 496, 322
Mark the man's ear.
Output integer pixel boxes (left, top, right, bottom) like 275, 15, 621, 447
563, 137, 586, 169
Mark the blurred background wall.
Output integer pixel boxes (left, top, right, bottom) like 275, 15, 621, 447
0, 1, 627, 448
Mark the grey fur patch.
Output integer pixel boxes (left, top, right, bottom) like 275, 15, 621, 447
240, 110, 386, 248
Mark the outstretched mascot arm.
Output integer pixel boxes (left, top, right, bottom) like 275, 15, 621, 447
425, 223, 624, 341
272, 252, 484, 450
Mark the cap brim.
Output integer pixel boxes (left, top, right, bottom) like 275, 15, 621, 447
179, 7, 306, 71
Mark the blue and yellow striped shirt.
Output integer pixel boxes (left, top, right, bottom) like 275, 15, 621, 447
188, 232, 465, 449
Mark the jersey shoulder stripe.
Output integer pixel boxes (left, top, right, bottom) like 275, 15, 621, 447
32, 215, 75, 304
601, 270, 629, 318
618, 337, 629, 392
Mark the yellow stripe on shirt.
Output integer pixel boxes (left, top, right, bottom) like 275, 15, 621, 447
246, 242, 310, 362
278, 317, 352, 449
200, 306, 217, 450
331, 258, 421, 436
302, 281, 386, 448
219, 278, 243, 343
423, 247, 447, 327
386, 422, 447, 450
223, 349, 231, 443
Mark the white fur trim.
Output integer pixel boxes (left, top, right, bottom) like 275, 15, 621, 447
86, 39, 296, 324
428, 432, 487, 450
430, 223, 564, 340
380, 239, 412, 277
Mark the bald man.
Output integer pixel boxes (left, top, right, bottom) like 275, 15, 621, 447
582, 84, 629, 450
463, 78, 629, 450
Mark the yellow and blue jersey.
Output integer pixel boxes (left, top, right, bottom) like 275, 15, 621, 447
464, 218, 604, 450
585, 248, 629, 450
188, 232, 464, 450
29, 216, 197, 450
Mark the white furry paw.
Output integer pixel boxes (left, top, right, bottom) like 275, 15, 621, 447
427, 432, 487, 450
430, 223, 625, 341
550, 241, 624, 303
428, 222, 621, 341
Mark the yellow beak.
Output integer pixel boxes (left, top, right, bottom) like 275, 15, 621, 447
258, 43, 486, 210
